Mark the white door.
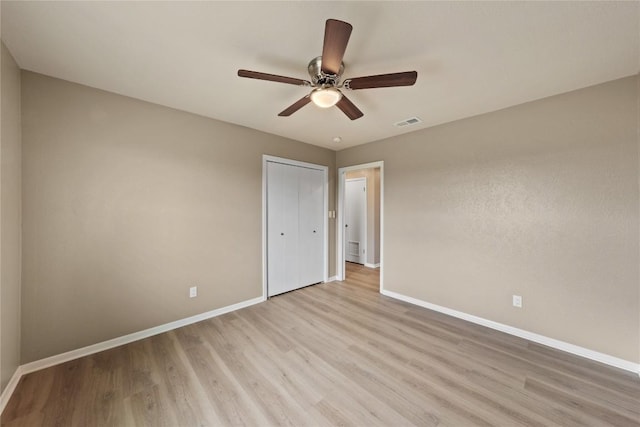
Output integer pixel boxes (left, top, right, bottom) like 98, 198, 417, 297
267, 162, 299, 296
298, 167, 324, 287
266, 160, 326, 297
345, 178, 366, 264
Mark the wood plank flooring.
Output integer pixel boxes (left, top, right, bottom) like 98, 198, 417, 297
3, 263, 639, 426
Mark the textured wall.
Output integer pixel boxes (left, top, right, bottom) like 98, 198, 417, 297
1, 42, 22, 391
13, 68, 640, 366
337, 76, 639, 363
20, 71, 335, 363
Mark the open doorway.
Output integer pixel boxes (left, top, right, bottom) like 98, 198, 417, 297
345, 177, 367, 265
337, 161, 383, 291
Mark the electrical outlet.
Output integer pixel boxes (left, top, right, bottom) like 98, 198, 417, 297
512, 295, 522, 308
189, 286, 197, 298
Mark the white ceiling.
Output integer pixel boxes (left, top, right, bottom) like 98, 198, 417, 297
2, 1, 638, 150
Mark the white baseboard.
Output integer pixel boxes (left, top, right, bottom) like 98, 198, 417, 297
20, 296, 265, 375
325, 276, 338, 283
364, 263, 380, 269
381, 289, 640, 376
0, 295, 265, 416
0, 366, 24, 415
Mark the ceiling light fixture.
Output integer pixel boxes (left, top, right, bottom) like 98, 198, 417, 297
310, 87, 342, 108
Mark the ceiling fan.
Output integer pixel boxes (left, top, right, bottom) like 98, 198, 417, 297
237, 19, 418, 120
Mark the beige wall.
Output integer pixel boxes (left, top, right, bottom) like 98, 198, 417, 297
20, 71, 335, 363
1, 42, 22, 390
11, 68, 640, 366
338, 76, 639, 363
346, 168, 380, 265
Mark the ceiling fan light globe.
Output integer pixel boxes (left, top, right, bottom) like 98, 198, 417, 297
310, 87, 342, 108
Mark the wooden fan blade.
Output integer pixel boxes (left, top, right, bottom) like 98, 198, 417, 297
346, 71, 417, 90
336, 94, 363, 120
238, 69, 310, 86
278, 96, 311, 116
321, 19, 353, 75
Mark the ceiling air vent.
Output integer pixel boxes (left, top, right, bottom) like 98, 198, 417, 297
394, 116, 422, 127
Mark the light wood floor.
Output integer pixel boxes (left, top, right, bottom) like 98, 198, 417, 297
3, 263, 639, 426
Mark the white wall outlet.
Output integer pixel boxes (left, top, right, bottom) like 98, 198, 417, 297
512, 295, 522, 308
189, 286, 197, 298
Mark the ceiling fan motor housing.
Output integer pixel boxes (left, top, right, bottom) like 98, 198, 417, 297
308, 56, 344, 87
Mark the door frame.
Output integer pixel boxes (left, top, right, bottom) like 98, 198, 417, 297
337, 161, 384, 292
262, 155, 329, 299
344, 177, 367, 265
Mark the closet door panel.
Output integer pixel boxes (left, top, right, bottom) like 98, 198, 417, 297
298, 167, 325, 287
266, 162, 299, 296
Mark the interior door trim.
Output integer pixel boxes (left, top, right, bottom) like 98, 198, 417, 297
337, 161, 384, 292
262, 155, 329, 299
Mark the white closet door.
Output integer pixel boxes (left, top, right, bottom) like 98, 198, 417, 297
298, 167, 324, 287
267, 162, 299, 296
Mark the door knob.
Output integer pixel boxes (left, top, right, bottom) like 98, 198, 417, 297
345, 224, 348, 228
281, 232, 284, 236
